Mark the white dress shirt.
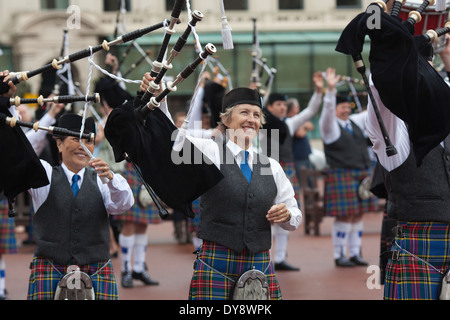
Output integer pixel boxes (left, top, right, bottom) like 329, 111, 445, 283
184, 137, 302, 231
29, 161, 134, 215
285, 91, 323, 136
319, 88, 368, 145
160, 99, 301, 230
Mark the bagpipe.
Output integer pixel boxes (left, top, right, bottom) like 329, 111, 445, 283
336, 0, 450, 164
104, 0, 224, 220
5, 20, 167, 85
9, 93, 100, 107
250, 18, 277, 104
1, 0, 227, 220
0, 114, 95, 143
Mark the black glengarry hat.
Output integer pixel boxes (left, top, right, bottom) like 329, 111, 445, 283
58, 113, 96, 136
221, 87, 262, 112
268, 93, 287, 105
336, 93, 352, 105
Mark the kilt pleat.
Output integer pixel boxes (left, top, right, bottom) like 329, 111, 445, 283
27, 256, 118, 300
323, 167, 378, 217
189, 241, 282, 300
384, 222, 450, 300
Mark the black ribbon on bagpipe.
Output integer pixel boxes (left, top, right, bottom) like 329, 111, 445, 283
0, 103, 49, 217
336, 0, 450, 166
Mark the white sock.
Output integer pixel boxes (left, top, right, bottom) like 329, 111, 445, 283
133, 234, 147, 273
119, 234, 135, 273
332, 221, 352, 259
192, 236, 203, 251
0, 258, 5, 296
348, 221, 364, 258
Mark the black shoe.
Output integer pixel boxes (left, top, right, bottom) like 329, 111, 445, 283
0, 294, 7, 300
350, 256, 368, 266
132, 270, 159, 285
121, 271, 133, 288
274, 261, 300, 271
335, 257, 355, 267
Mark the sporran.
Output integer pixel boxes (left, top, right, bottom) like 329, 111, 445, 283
54, 265, 95, 300
231, 268, 269, 300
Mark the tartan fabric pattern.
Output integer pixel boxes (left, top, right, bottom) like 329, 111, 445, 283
189, 240, 282, 300
323, 167, 378, 217
113, 162, 162, 225
188, 198, 201, 234
0, 200, 17, 254
27, 256, 118, 300
384, 222, 450, 300
280, 161, 300, 204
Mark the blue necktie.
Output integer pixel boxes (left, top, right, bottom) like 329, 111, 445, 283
240, 151, 252, 183
345, 122, 354, 134
71, 174, 80, 197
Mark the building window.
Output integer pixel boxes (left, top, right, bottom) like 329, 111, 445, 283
41, 0, 69, 9
279, 0, 304, 10
165, 0, 187, 11
104, 0, 131, 12
224, 0, 248, 10
336, 0, 361, 8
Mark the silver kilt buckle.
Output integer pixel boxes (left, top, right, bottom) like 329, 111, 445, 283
232, 267, 269, 300
54, 265, 95, 300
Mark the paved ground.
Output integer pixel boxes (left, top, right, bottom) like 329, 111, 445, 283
3, 210, 386, 301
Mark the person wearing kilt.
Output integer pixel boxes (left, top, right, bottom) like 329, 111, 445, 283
115, 162, 162, 288
0, 75, 19, 300
145, 81, 301, 299
261, 73, 323, 271
365, 37, 450, 299
24, 112, 134, 300
319, 68, 377, 267
0, 198, 17, 300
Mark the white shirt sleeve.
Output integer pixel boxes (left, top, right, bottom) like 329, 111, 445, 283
188, 86, 205, 132
268, 158, 302, 230
365, 76, 410, 172
319, 89, 341, 144
98, 172, 134, 215
29, 160, 134, 215
285, 91, 322, 136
